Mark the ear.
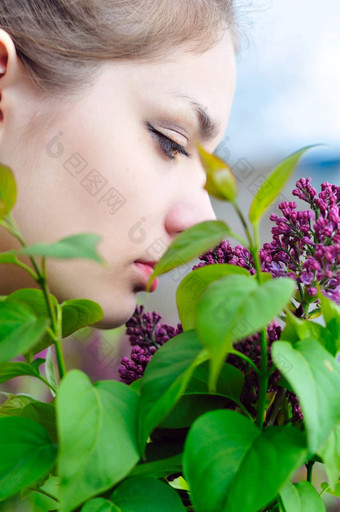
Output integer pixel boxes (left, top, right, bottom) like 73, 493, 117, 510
0, 29, 23, 124
0, 29, 21, 84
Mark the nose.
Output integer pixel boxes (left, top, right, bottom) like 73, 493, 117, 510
164, 188, 216, 236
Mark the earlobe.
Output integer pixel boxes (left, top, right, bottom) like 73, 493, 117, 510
0, 47, 7, 76
0, 38, 8, 124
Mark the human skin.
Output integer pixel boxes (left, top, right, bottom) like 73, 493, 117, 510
0, 28, 236, 329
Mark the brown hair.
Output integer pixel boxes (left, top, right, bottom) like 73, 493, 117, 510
0, 0, 238, 98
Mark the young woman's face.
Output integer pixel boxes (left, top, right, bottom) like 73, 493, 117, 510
0, 30, 236, 328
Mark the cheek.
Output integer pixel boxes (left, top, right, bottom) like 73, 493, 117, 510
36, 109, 175, 247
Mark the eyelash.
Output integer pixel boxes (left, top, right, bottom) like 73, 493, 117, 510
146, 122, 191, 160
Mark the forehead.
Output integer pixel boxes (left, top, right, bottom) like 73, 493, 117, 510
130, 32, 236, 136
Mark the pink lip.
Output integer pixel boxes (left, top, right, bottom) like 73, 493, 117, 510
134, 261, 159, 292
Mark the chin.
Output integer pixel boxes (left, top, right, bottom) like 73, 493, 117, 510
92, 295, 138, 330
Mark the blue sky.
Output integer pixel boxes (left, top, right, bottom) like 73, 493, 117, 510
219, 0, 340, 170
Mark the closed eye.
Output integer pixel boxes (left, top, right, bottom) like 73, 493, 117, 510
146, 122, 191, 160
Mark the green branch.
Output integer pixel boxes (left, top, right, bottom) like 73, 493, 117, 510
4, 214, 66, 380
28, 487, 59, 503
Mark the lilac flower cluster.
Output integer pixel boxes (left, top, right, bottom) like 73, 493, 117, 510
120, 307, 302, 422
286, 391, 303, 423
226, 323, 302, 423
193, 179, 340, 306
119, 305, 183, 384
261, 179, 340, 304
192, 240, 256, 274
226, 323, 281, 413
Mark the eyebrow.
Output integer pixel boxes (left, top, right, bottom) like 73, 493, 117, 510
172, 93, 221, 142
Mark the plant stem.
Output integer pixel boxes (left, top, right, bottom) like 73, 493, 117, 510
250, 222, 269, 430
230, 205, 270, 430
233, 201, 254, 248
256, 329, 269, 430
38, 374, 58, 395
28, 487, 59, 503
24, 352, 33, 364
319, 484, 329, 497
267, 388, 286, 426
40, 258, 66, 379
252, 222, 263, 284
306, 461, 315, 483
5, 214, 66, 379
0, 221, 39, 280
230, 349, 260, 374
236, 400, 254, 422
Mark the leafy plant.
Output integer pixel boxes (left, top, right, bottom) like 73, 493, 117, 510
0, 144, 339, 512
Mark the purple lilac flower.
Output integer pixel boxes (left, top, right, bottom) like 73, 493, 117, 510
226, 323, 281, 413
286, 391, 304, 423
119, 305, 182, 384
192, 239, 256, 275
194, 179, 340, 306
261, 179, 340, 304
120, 307, 302, 423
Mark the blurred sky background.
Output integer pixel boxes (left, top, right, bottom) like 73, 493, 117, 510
222, 0, 340, 181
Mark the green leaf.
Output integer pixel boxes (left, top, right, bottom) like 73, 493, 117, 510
186, 361, 244, 402
138, 330, 207, 453
197, 143, 237, 201
21, 403, 57, 444
81, 499, 120, 512
272, 339, 340, 453
5, 288, 58, 354
195, 275, 295, 389
319, 291, 340, 353
0, 416, 57, 500
183, 409, 307, 512
147, 221, 231, 289
280, 481, 326, 512
130, 377, 142, 393
320, 481, 340, 497
129, 453, 182, 479
176, 264, 249, 331
317, 421, 340, 490
0, 394, 37, 417
61, 299, 104, 337
159, 394, 231, 429
0, 250, 20, 264
0, 164, 17, 219
5, 288, 59, 316
282, 311, 336, 356
45, 347, 58, 397
57, 370, 140, 512
248, 146, 314, 226
0, 395, 57, 443
0, 359, 45, 385
111, 477, 186, 512
18, 233, 105, 264
0, 300, 49, 363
